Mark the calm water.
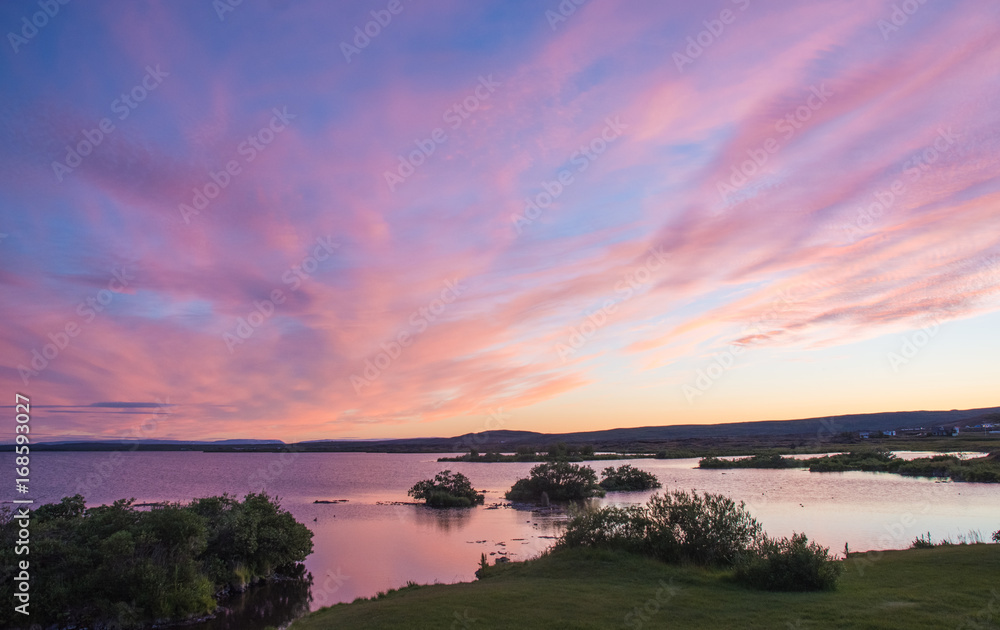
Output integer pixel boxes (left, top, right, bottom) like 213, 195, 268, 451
13, 451, 1000, 628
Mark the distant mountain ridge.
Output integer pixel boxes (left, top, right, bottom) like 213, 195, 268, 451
19, 405, 999, 452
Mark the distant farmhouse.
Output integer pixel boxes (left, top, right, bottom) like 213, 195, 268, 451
858, 429, 897, 439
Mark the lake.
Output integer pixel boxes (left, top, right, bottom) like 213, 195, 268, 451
17, 451, 1000, 628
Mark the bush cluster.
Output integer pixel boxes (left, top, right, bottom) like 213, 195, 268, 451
700, 453, 792, 469
558, 490, 842, 591
408, 470, 484, 507
559, 505, 652, 555
806, 448, 898, 473
734, 533, 842, 591
505, 462, 604, 502
559, 490, 762, 566
0, 493, 313, 629
598, 465, 662, 491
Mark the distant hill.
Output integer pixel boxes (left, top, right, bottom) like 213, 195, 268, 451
208, 439, 286, 445
373, 407, 1000, 452
21, 405, 998, 452
536, 407, 1000, 442
25, 438, 285, 450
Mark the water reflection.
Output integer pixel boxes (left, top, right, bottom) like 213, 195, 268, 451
20, 451, 1000, 630
411, 504, 475, 531
185, 573, 312, 630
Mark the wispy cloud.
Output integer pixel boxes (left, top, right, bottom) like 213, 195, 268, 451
1, 0, 998, 439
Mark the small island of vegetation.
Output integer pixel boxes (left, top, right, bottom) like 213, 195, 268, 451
408, 470, 485, 507
700, 449, 1000, 482
598, 464, 663, 491
505, 461, 606, 502
505, 463, 663, 503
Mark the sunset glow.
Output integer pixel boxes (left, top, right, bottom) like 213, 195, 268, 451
2, 0, 999, 441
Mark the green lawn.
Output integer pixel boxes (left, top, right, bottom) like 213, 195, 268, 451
291, 545, 1000, 629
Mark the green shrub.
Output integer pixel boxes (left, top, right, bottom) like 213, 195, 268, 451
598, 465, 662, 491
735, 533, 842, 591
645, 490, 762, 566
408, 470, 484, 507
425, 491, 475, 507
188, 492, 314, 587
559, 505, 650, 554
993, 530, 1000, 543
0, 494, 313, 629
558, 489, 762, 568
505, 462, 604, 502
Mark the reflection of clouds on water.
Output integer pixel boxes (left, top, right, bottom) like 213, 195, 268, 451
25, 451, 1000, 616
595, 456, 1000, 555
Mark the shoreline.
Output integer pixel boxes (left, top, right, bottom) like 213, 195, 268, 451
288, 544, 1000, 629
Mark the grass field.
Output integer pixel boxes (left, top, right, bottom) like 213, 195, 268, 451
291, 544, 1000, 629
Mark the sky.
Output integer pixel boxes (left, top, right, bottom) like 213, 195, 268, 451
1, 0, 999, 442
